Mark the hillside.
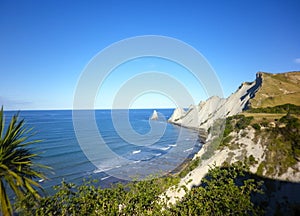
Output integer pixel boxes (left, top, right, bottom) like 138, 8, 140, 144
165, 71, 300, 214
249, 71, 300, 108
168, 71, 300, 131
166, 107, 300, 214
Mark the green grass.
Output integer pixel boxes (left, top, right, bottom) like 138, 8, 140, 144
247, 103, 300, 115
250, 72, 300, 108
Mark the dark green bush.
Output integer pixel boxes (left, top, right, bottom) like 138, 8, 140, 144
179, 157, 201, 178
236, 116, 254, 130
223, 120, 233, 137
278, 114, 300, 161
252, 123, 261, 130
16, 177, 177, 215
170, 163, 264, 216
222, 135, 233, 146
15, 162, 266, 216
248, 104, 300, 115
261, 121, 269, 127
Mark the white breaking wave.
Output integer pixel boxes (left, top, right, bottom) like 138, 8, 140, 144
101, 176, 111, 181
160, 146, 171, 151
132, 150, 141, 154
93, 167, 113, 173
183, 148, 193, 152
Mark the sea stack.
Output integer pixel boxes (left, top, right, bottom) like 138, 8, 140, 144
150, 110, 158, 120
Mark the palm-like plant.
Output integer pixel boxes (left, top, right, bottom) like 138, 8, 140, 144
0, 107, 47, 215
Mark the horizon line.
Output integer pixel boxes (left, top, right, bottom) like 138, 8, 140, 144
3, 107, 184, 112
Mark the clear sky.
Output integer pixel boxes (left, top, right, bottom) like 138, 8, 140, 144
0, 0, 299, 110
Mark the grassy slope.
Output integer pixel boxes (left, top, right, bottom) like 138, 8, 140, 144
250, 71, 300, 108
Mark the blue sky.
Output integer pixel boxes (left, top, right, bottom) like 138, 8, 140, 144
0, 0, 299, 110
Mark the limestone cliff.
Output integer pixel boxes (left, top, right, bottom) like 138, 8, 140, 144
168, 72, 262, 131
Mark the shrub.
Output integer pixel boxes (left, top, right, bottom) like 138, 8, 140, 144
179, 157, 201, 178
261, 121, 269, 127
248, 104, 300, 115
252, 123, 261, 130
170, 163, 264, 215
236, 116, 253, 130
223, 121, 233, 137
16, 177, 176, 215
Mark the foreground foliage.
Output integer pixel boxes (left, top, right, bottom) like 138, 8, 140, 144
16, 163, 264, 215
0, 107, 47, 215
16, 177, 173, 215
170, 162, 264, 216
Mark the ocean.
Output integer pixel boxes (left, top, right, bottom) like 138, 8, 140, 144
4, 109, 201, 193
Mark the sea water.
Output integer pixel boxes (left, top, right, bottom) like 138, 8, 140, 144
4, 109, 201, 193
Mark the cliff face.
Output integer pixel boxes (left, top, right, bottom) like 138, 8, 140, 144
168, 73, 263, 131
165, 72, 300, 211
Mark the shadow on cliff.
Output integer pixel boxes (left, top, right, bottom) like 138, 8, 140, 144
250, 173, 300, 216
196, 168, 300, 216
241, 73, 263, 110
243, 173, 300, 216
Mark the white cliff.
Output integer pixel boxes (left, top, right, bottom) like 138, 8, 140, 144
150, 110, 158, 120
168, 73, 262, 131
168, 107, 186, 123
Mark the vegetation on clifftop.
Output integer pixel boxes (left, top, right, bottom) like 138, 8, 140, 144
247, 103, 300, 115
249, 72, 300, 108
16, 162, 264, 216
170, 162, 264, 216
255, 112, 300, 177
202, 102, 300, 180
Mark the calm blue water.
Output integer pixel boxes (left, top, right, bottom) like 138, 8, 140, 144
4, 109, 201, 193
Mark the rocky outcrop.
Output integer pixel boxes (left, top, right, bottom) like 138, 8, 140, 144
168, 73, 262, 131
168, 107, 186, 123
150, 110, 158, 120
